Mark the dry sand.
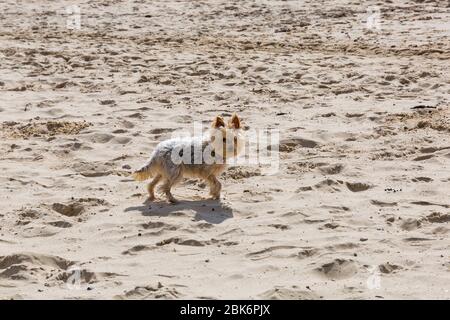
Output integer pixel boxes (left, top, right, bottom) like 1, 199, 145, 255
0, 0, 449, 299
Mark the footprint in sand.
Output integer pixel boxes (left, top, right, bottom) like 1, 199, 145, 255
122, 245, 155, 256
425, 212, 450, 223
116, 283, 182, 299
148, 128, 176, 135
0, 253, 73, 282
318, 163, 344, 175
245, 245, 298, 261
169, 115, 193, 123
222, 166, 261, 180
258, 286, 319, 300
88, 133, 115, 144
156, 237, 207, 247
51, 198, 109, 219
52, 202, 85, 217
120, 120, 135, 129
345, 181, 373, 192
99, 100, 116, 106
315, 259, 358, 280
111, 136, 131, 145
46, 221, 73, 228
378, 263, 402, 274
127, 112, 144, 119
411, 177, 433, 182
141, 221, 173, 229
370, 200, 398, 207
314, 179, 343, 192
275, 137, 319, 153
400, 218, 422, 231
1, 121, 91, 139
413, 154, 434, 161
297, 248, 320, 259
72, 161, 118, 177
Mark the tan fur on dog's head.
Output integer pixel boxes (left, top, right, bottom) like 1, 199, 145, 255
209, 113, 244, 160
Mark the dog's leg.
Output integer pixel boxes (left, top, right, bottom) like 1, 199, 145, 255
207, 175, 222, 200
147, 174, 161, 201
160, 169, 182, 203
161, 179, 178, 203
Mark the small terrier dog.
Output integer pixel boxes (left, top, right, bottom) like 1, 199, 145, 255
132, 114, 244, 203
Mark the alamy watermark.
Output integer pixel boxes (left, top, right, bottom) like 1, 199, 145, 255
66, 265, 82, 290
366, 6, 381, 31
66, 5, 81, 30
168, 123, 280, 175
366, 265, 381, 290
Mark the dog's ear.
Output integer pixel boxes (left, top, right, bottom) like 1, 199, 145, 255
211, 116, 225, 128
229, 113, 241, 129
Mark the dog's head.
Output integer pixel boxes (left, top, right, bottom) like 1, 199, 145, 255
209, 113, 244, 160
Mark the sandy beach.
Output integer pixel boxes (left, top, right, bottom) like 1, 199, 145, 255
0, 0, 449, 299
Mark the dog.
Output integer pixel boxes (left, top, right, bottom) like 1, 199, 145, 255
132, 114, 244, 203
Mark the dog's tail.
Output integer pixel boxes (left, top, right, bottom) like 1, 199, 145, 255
131, 159, 154, 181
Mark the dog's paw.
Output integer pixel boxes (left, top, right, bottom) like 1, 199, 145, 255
168, 197, 179, 204
210, 194, 221, 200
